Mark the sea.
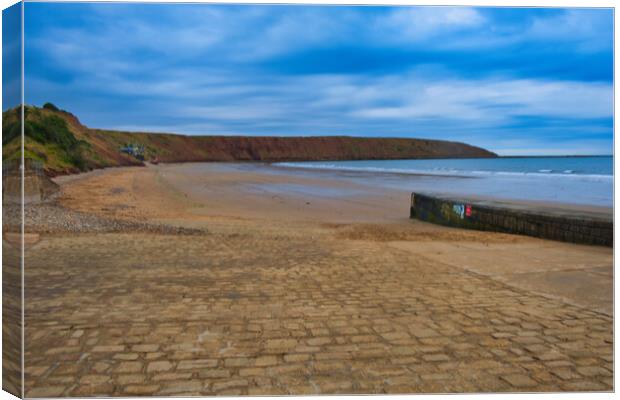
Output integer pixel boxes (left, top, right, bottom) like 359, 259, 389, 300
274, 156, 614, 207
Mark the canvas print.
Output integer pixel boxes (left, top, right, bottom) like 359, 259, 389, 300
2, 2, 614, 397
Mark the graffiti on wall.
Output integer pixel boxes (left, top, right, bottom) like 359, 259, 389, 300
452, 204, 473, 219
440, 202, 473, 220
453, 204, 465, 219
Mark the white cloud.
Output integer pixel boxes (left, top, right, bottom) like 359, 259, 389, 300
372, 7, 612, 52
28, 65, 612, 143
525, 9, 613, 52
231, 8, 355, 61
350, 77, 612, 122
376, 7, 486, 44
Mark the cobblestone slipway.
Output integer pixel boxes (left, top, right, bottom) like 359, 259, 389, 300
20, 228, 612, 396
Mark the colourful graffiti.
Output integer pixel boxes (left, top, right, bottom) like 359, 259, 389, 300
452, 204, 473, 219
453, 204, 465, 219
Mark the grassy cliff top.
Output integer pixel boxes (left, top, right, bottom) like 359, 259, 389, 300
3, 104, 497, 176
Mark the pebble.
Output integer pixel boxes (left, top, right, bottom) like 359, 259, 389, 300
3, 202, 205, 235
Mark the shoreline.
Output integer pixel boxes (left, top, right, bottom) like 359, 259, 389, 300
52, 161, 613, 219
264, 160, 613, 209
257, 162, 613, 216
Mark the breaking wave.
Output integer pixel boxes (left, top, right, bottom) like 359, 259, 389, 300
275, 162, 613, 181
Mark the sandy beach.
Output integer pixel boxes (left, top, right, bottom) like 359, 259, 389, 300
17, 162, 613, 395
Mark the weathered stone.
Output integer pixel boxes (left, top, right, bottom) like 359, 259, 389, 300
561, 381, 608, 391
177, 359, 218, 370
116, 374, 146, 385
146, 361, 173, 373
422, 354, 450, 362
576, 366, 612, 377
284, 353, 310, 363
132, 344, 160, 352
409, 328, 440, 338
152, 372, 192, 381
212, 379, 249, 392
306, 337, 332, 346
199, 369, 231, 379
80, 375, 112, 385
239, 367, 266, 377
26, 386, 67, 397
114, 353, 139, 361
500, 374, 538, 387
224, 357, 252, 367
157, 380, 204, 394
114, 361, 143, 373
92, 345, 124, 353
123, 385, 160, 395
254, 355, 279, 366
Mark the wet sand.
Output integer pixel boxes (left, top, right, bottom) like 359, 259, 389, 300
17, 162, 613, 395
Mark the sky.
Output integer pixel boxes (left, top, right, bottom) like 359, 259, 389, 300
17, 4, 614, 155
2, 2, 21, 110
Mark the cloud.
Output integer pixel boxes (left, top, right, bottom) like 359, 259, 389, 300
350, 77, 612, 121
378, 7, 486, 43
525, 9, 613, 53
22, 4, 613, 154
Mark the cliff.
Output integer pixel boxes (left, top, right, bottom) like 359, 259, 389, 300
2, 105, 497, 176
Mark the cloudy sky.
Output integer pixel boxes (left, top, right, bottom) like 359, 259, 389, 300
16, 4, 615, 155
2, 2, 20, 110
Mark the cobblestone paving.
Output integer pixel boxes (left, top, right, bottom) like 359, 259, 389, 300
24, 231, 612, 396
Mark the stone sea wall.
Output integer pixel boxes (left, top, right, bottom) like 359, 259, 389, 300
410, 193, 612, 247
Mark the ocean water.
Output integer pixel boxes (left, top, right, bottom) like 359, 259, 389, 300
275, 156, 614, 207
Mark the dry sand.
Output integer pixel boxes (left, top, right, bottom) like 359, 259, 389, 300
56, 162, 613, 315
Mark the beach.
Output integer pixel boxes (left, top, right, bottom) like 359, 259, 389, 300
18, 162, 613, 395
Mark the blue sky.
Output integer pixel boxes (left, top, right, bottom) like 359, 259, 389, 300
2, 2, 21, 109
20, 4, 613, 155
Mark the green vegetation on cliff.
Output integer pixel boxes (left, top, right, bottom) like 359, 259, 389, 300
3, 105, 143, 174
3, 104, 497, 176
